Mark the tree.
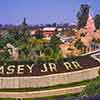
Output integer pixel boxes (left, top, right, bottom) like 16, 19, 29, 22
28, 38, 49, 57
74, 39, 86, 53
52, 22, 57, 27
0, 24, 3, 31
34, 30, 44, 39
50, 35, 62, 48
0, 33, 17, 48
20, 17, 30, 42
94, 14, 100, 29
0, 49, 11, 61
77, 4, 90, 29
0, 37, 6, 48
44, 47, 53, 56
45, 24, 52, 27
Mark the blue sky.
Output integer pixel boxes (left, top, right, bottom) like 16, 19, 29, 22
0, 0, 99, 25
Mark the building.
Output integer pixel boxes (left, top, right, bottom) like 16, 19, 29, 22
42, 27, 57, 37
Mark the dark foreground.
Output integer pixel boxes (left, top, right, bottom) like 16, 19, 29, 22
36, 95, 100, 100
11, 95, 100, 100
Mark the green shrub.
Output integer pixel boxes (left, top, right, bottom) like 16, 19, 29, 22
0, 49, 11, 61
80, 76, 100, 96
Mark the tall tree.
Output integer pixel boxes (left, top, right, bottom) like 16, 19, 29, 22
94, 14, 100, 29
20, 17, 30, 42
77, 4, 90, 29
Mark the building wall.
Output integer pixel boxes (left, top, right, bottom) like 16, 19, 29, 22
0, 66, 99, 89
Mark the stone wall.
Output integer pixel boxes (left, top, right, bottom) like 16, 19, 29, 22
0, 66, 99, 88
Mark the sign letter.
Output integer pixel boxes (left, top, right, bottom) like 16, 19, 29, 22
71, 61, 81, 69
0, 66, 4, 74
49, 63, 57, 72
41, 64, 48, 72
7, 65, 15, 74
26, 64, 34, 73
17, 65, 24, 74
64, 62, 73, 70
